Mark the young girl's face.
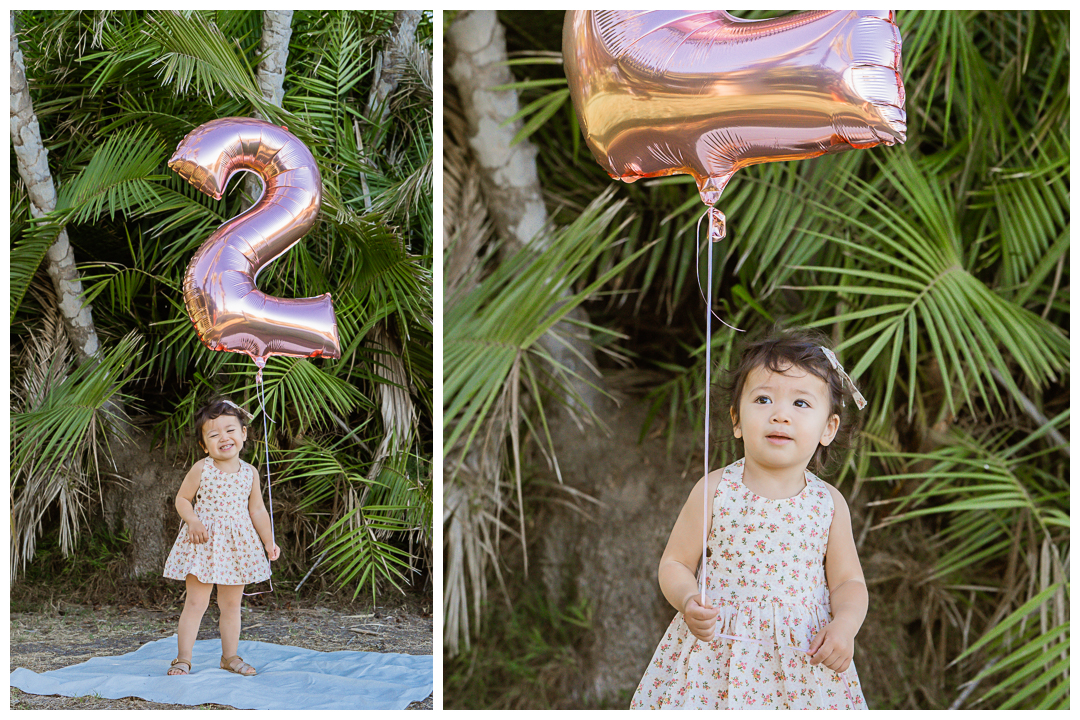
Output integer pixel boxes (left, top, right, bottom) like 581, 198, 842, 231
730, 363, 839, 473
199, 413, 248, 463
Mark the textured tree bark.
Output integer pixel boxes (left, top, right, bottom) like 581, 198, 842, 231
10, 11, 100, 361
536, 399, 700, 703
245, 10, 294, 206
256, 10, 293, 107
446, 10, 602, 413
357, 10, 423, 212
446, 11, 548, 252
102, 434, 190, 578
366, 10, 423, 125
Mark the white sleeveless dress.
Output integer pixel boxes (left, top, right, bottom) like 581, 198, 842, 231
630, 458, 867, 709
163, 459, 271, 585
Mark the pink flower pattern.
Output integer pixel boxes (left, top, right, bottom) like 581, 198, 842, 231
163, 460, 271, 585
629, 459, 866, 710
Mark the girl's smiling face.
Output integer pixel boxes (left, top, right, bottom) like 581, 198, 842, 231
199, 414, 247, 462
731, 363, 839, 474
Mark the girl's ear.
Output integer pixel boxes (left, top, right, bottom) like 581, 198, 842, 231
730, 406, 741, 439
819, 413, 840, 446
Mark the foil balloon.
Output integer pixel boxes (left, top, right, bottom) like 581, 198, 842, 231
563, 10, 907, 208
170, 117, 340, 364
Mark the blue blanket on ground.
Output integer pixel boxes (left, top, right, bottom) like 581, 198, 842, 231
10, 635, 432, 710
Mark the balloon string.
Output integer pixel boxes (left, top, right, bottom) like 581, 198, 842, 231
244, 359, 276, 597
694, 209, 745, 333
695, 207, 743, 597
700, 211, 713, 599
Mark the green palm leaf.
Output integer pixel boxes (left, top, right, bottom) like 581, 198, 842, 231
445, 189, 642, 457
315, 502, 414, 598
955, 584, 1069, 709
794, 152, 1067, 419
869, 413, 1068, 709
229, 356, 371, 437
10, 192, 57, 322
11, 331, 147, 579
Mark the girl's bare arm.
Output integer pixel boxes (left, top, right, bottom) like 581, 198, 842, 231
174, 460, 205, 526
822, 483, 867, 633
658, 471, 723, 613
807, 482, 867, 672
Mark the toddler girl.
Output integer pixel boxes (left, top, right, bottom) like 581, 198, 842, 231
163, 398, 280, 676
631, 329, 869, 709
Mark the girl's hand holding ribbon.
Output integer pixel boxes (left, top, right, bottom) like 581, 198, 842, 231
683, 594, 720, 643
266, 544, 281, 562
806, 618, 856, 673
188, 520, 208, 545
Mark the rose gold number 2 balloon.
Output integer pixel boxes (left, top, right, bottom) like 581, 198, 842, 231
170, 117, 340, 364
564, 10, 907, 208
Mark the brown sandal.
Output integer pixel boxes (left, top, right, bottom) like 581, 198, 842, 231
220, 654, 256, 676
168, 658, 191, 675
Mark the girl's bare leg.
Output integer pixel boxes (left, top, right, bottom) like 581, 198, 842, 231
216, 584, 249, 670
171, 574, 212, 674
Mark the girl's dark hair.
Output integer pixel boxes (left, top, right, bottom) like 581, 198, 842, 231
193, 398, 250, 451
721, 327, 859, 474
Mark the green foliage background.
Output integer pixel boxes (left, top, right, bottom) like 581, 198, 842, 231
11, 10, 433, 600
445, 10, 1068, 710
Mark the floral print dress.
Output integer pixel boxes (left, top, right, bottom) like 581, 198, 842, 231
630, 458, 866, 710
163, 459, 271, 585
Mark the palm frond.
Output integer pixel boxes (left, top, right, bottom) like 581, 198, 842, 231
793, 152, 1068, 419
314, 494, 415, 599
869, 414, 1068, 709
56, 124, 168, 223
956, 583, 1068, 709
10, 187, 59, 322
234, 356, 372, 438
144, 11, 263, 105
444, 188, 638, 458
11, 331, 146, 580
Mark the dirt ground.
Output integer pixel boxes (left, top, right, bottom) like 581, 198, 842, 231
10, 596, 433, 710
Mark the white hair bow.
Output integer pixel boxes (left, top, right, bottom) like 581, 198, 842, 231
819, 347, 867, 411
220, 398, 254, 419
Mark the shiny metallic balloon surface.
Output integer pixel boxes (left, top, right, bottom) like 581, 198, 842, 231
563, 10, 907, 206
170, 117, 340, 363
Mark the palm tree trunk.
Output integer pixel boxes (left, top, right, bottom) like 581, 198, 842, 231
446, 10, 602, 412
10, 11, 99, 361
446, 10, 548, 252
357, 9, 423, 212
366, 10, 422, 125
362, 11, 423, 477
245, 9, 294, 206
255, 10, 293, 106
